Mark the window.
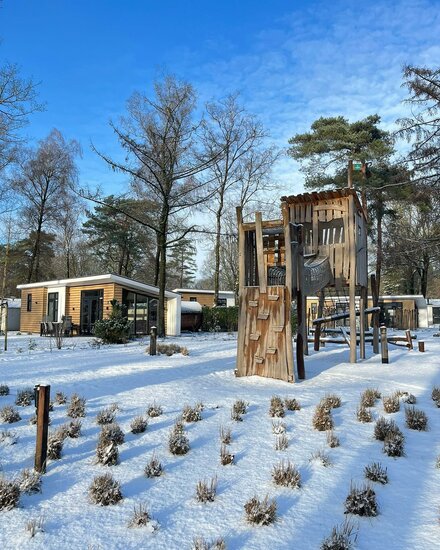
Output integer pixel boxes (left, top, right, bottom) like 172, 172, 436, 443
217, 298, 227, 307
189, 297, 197, 302
47, 292, 59, 322
27, 293, 32, 312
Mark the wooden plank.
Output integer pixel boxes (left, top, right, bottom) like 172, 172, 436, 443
273, 325, 284, 333
268, 294, 279, 301
257, 312, 269, 320
348, 193, 357, 363
381, 325, 389, 364
254, 356, 264, 364
255, 212, 266, 294
236, 207, 245, 290
35, 384, 50, 473
249, 333, 260, 341
248, 300, 258, 307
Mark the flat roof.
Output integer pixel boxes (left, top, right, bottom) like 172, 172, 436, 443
173, 288, 235, 296
17, 274, 180, 299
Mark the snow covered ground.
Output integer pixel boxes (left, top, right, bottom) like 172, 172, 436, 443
0, 330, 439, 550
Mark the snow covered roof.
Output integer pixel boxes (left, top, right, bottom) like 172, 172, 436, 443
17, 274, 180, 299
174, 288, 235, 296
181, 301, 203, 314
1, 298, 21, 308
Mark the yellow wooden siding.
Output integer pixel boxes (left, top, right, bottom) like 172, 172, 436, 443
66, 284, 116, 326
179, 292, 214, 307
20, 288, 47, 333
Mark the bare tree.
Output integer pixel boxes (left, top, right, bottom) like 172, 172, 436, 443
201, 94, 278, 304
94, 75, 220, 336
10, 129, 80, 282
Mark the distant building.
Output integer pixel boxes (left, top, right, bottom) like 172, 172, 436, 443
427, 299, 440, 326
173, 289, 236, 308
0, 298, 21, 332
17, 274, 181, 336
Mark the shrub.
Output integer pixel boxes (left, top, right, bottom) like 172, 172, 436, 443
374, 417, 399, 441
284, 397, 301, 411
67, 394, 86, 418
26, 516, 45, 538
54, 391, 67, 405
182, 403, 203, 423
364, 462, 388, 485
131, 416, 148, 434
309, 450, 332, 467
148, 343, 189, 356
344, 482, 378, 516
431, 386, 440, 406
383, 430, 405, 457
96, 438, 119, 466
0, 405, 21, 423
269, 395, 285, 418
0, 384, 9, 396
320, 520, 358, 550
96, 404, 119, 425
356, 406, 372, 423
196, 477, 217, 503
360, 388, 380, 408
147, 402, 163, 417
94, 300, 132, 344
219, 425, 231, 445
405, 406, 428, 431
48, 400, 54, 412
403, 393, 417, 404
100, 423, 125, 446
220, 444, 234, 465
231, 399, 248, 421
322, 394, 341, 409
65, 419, 82, 438
436, 455, 440, 469
201, 305, 238, 332
0, 430, 18, 445
0, 478, 20, 510
275, 434, 289, 451
144, 454, 163, 478
192, 537, 226, 550
169, 426, 190, 455
18, 469, 42, 494
128, 503, 158, 530
326, 430, 340, 448
89, 473, 122, 505
313, 403, 333, 431
383, 393, 400, 413
15, 387, 34, 406
272, 420, 287, 435
272, 460, 301, 488
47, 429, 67, 460
244, 495, 277, 525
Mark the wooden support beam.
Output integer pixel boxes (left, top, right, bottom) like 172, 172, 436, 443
418, 341, 425, 352
281, 202, 295, 383
371, 274, 380, 354
35, 384, 50, 473
149, 326, 157, 355
380, 325, 389, 364
359, 290, 366, 359
255, 212, 266, 294
348, 193, 357, 363
296, 224, 306, 379
236, 207, 245, 291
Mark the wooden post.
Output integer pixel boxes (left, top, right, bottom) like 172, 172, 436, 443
380, 325, 389, 364
348, 193, 357, 363
254, 212, 266, 294
418, 341, 425, 352
282, 203, 295, 382
35, 384, 50, 473
149, 326, 157, 355
347, 160, 353, 188
405, 329, 413, 350
296, 224, 306, 379
359, 289, 366, 359
371, 274, 379, 354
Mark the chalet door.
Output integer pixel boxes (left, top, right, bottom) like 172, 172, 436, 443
80, 290, 103, 334
47, 292, 59, 322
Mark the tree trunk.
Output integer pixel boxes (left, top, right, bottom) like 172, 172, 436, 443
154, 236, 160, 287
375, 196, 384, 296
420, 253, 430, 297
214, 196, 224, 306
27, 212, 44, 283
157, 207, 169, 337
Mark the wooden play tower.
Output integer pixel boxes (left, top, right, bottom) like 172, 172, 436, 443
236, 188, 369, 382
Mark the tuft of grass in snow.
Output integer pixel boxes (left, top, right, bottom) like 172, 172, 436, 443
99, 423, 125, 445
431, 386, 440, 407
67, 393, 86, 418
405, 406, 428, 431
0, 405, 21, 423
383, 429, 405, 457
275, 434, 289, 451
244, 495, 277, 525
403, 393, 417, 404
272, 420, 287, 435
374, 417, 399, 441
382, 392, 400, 413
231, 399, 248, 421
96, 404, 118, 425
89, 473, 122, 506
220, 444, 234, 465
0, 384, 9, 396
96, 437, 119, 466
364, 462, 388, 485
182, 403, 203, 422
15, 387, 34, 407
284, 397, 301, 411
272, 460, 301, 488
147, 402, 163, 418
321, 394, 342, 409
310, 450, 332, 467
147, 343, 188, 356
54, 391, 67, 405
356, 406, 373, 423
435, 455, 440, 469
18, 468, 42, 494
169, 422, 190, 455
144, 454, 163, 478
130, 416, 148, 434
127, 503, 159, 531
326, 430, 340, 448
192, 536, 226, 550
47, 428, 67, 460
0, 477, 20, 510
195, 476, 217, 503
0, 430, 18, 445
360, 388, 380, 408
269, 395, 285, 418
25, 515, 45, 538
219, 425, 231, 445
64, 419, 82, 438
320, 519, 358, 550
344, 482, 378, 517
313, 403, 333, 431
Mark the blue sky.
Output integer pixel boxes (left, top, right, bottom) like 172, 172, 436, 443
1, 0, 439, 197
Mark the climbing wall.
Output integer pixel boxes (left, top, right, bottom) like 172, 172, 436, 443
236, 285, 294, 382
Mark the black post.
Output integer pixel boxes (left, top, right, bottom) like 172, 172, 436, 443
34, 384, 50, 473
149, 326, 157, 356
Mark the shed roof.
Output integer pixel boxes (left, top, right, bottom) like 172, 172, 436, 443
281, 188, 366, 219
